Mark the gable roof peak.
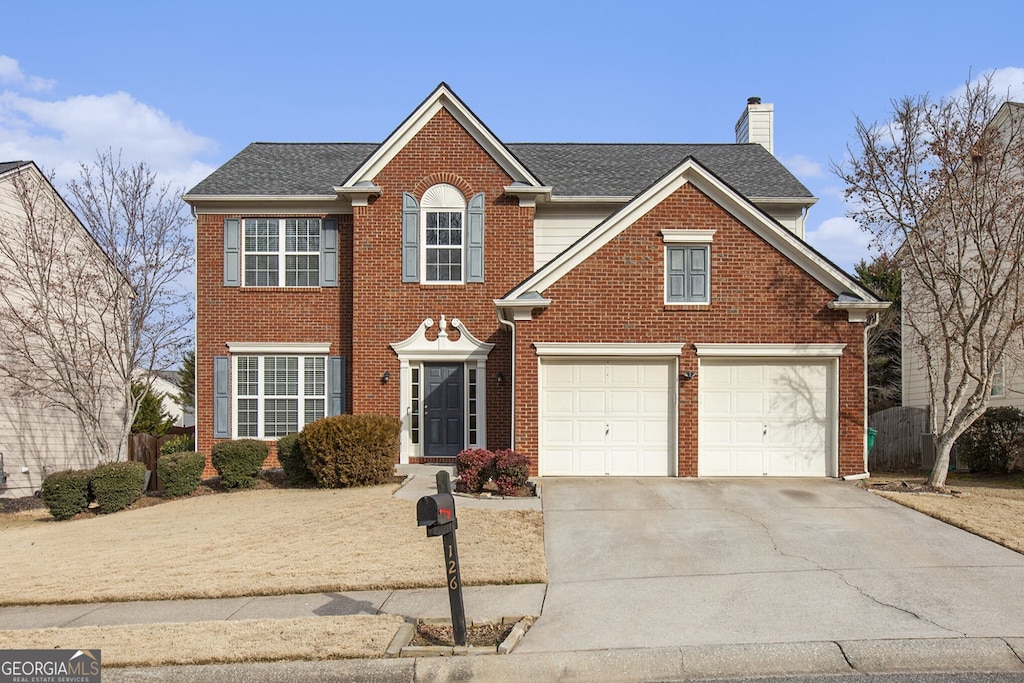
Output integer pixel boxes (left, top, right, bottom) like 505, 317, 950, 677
338, 82, 542, 190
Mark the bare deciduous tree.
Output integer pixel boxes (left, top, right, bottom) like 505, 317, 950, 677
836, 76, 1024, 487
0, 151, 194, 463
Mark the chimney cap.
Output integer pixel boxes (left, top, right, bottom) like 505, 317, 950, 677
747, 96, 762, 105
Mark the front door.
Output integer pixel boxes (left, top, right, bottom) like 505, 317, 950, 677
424, 363, 464, 457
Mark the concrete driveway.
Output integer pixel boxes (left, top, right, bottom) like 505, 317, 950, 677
516, 477, 1024, 653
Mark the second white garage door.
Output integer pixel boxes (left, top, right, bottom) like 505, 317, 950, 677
699, 359, 832, 477
540, 359, 675, 476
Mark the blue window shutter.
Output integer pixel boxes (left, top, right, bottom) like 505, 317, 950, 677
466, 192, 485, 283
320, 218, 338, 287
667, 247, 686, 302
213, 356, 230, 438
402, 193, 419, 282
688, 247, 708, 302
328, 356, 346, 415
224, 218, 241, 287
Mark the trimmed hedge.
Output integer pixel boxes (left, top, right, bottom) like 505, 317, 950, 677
456, 448, 494, 493
211, 439, 268, 489
40, 469, 92, 520
90, 461, 147, 514
956, 407, 1024, 472
456, 448, 531, 495
492, 449, 531, 496
277, 433, 316, 487
160, 434, 195, 456
157, 451, 205, 497
300, 414, 399, 488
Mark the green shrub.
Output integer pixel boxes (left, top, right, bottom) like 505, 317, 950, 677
160, 434, 195, 456
956, 407, 1024, 472
90, 461, 147, 514
300, 415, 399, 488
211, 439, 268, 488
157, 451, 206, 497
277, 433, 316, 487
492, 449, 530, 496
40, 469, 92, 520
456, 448, 494, 493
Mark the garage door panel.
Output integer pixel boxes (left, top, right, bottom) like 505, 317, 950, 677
700, 359, 831, 477
540, 359, 674, 476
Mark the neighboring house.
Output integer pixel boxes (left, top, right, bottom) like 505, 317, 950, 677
0, 161, 127, 497
144, 370, 195, 429
184, 85, 886, 479
901, 101, 1024, 415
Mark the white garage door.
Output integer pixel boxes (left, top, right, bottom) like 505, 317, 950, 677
699, 359, 831, 477
540, 359, 675, 476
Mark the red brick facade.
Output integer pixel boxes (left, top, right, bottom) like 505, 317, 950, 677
194, 102, 868, 479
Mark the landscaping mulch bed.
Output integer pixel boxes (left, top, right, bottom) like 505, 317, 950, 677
411, 621, 516, 649
0, 496, 46, 514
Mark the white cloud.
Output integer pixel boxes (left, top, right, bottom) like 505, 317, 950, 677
780, 154, 824, 178
805, 216, 874, 271
0, 55, 55, 92
0, 56, 215, 192
955, 67, 1024, 103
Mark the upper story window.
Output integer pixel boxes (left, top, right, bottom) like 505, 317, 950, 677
992, 358, 1006, 398
421, 184, 466, 284
663, 229, 715, 305
402, 187, 484, 285
243, 218, 320, 287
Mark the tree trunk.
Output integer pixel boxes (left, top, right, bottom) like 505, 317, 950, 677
928, 436, 953, 488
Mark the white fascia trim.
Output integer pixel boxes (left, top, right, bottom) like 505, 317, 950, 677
504, 184, 553, 207
662, 229, 716, 243
748, 196, 819, 208
227, 342, 332, 355
828, 300, 892, 323
545, 195, 633, 204
535, 342, 684, 357
343, 85, 541, 187
183, 194, 338, 203
333, 184, 383, 207
695, 343, 846, 358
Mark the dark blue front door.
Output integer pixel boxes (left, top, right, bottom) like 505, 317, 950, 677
424, 363, 464, 457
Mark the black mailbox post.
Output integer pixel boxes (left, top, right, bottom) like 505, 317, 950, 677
416, 472, 467, 646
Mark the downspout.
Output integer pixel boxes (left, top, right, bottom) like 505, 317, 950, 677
849, 312, 882, 480
497, 311, 515, 449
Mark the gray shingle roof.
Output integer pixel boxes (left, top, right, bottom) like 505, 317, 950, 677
187, 141, 813, 200
0, 161, 30, 176
508, 143, 813, 199
187, 144, 379, 196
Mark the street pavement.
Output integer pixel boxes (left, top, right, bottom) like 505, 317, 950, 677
5, 469, 1024, 681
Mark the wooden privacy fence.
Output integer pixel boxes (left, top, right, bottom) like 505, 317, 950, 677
129, 426, 194, 492
868, 406, 928, 471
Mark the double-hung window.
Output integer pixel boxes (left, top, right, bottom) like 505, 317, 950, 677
235, 355, 326, 438
243, 218, 320, 287
421, 184, 466, 284
663, 229, 715, 305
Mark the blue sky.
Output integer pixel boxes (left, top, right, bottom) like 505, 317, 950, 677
2, 0, 1023, 272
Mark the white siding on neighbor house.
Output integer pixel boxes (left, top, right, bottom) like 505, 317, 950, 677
147, 373, 195, 428
533, 205, 617, 270
0, 165, 128, 498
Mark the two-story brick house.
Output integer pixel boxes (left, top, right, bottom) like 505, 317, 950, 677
185, 84, 886, 479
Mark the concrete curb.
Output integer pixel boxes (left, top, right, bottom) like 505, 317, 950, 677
101, 637, 1024, 682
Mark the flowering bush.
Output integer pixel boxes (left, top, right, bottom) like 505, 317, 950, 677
492, 449, 530, 496
455, 448, 494, 493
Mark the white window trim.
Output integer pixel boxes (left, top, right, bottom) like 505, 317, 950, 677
534, 342, 684, 357
242, 217, 321, 288
232, 353, 328, 440
227, 342, 331, 355
992, 359, 1006, 398
662, 229, 716, 243
695, 343, 846, 358
420, 184, 466, 285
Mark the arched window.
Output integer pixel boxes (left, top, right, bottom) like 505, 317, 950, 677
420, 183, 466, 283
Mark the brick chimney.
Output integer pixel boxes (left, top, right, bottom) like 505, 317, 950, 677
735, 96, 774, 155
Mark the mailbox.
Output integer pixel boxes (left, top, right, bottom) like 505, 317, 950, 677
417, 493, 457, 537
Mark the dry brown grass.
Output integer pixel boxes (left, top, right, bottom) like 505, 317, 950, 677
0, 615, 406, 667
0, 485, 546, 605
868, 471, 1024, 554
